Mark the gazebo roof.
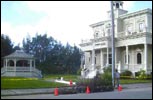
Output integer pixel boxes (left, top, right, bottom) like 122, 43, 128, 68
3, 50, 34, 59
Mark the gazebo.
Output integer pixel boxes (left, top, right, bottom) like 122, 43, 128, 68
1, 50, 42, 78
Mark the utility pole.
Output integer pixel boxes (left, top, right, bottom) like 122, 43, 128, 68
110, 1, 115, 88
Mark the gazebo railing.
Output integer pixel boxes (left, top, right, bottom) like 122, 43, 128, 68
1, 67, 6, 74
7, 66, 30, 71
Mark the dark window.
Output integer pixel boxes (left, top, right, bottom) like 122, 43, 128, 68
109, 54, 112, 64
137, 53, 141, 64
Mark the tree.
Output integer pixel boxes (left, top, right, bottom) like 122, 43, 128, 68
22, 33, 82, 75
1, 34, 14, 68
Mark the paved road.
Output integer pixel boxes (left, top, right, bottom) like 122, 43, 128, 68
1, 87, 152, 99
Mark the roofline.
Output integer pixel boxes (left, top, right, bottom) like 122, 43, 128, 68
119, 8, 152, 19
89, 8, 152, 28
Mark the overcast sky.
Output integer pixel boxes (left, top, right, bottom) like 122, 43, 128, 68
1, 1, 152, 47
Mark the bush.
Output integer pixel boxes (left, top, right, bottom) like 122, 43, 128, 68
120, 76, 132, 79
103, 65, 112, 73
137, 70, 147, 79
120, 70, 132, 76
76, 67, 114, 93
77, 68, 82, 75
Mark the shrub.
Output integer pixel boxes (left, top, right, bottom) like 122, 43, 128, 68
76, 66, 114, 93
137, 70, 147, 79
120, 70, 132, 76
103, 65, 112, 73
120, 76, 132, 79
77, 68, 82, 75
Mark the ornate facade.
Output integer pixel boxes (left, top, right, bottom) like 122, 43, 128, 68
79, 1, 152, 78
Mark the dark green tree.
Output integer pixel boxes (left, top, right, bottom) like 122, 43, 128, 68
1, 34, 14, 67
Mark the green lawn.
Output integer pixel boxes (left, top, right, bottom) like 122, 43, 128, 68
1, 75, 152, 89
43, 74, 79, 81
1, 76, 67, 89
120, 79, 152, 84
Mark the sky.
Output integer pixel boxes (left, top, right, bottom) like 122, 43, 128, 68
1, 1, 152, 48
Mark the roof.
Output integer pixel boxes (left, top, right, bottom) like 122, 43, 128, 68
90, 8, 152, 28
119, 8, 152, 19
3, 50, 34, 59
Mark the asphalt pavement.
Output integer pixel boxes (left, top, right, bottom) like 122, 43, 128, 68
1, 83, 152, 96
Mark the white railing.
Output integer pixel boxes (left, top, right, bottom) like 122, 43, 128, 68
117, 27, 152, 38
16, 67, 30, 71
81, 39, 92, 43
7, 67, 30, 71
32, 67, 42, 78
122, 64, 144, 72
1, 67, 6, 74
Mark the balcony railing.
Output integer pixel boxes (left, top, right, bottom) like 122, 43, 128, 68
117, 27, 152, 38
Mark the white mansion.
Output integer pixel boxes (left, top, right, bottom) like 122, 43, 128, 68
79, 1, 152, 78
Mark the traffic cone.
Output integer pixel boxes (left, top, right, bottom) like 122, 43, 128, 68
86, 86, 90, 94
69, 80, 72, 86
54, 88, 58, 96
118, 85, 122, 91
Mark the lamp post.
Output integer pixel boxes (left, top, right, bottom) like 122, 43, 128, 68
110, 1, 115, 88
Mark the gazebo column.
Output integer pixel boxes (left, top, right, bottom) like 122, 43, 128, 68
3, 59, 5, 67
6, 59, 8, 71
14, 59, 16, 72
30, 60, 32, 71
34, 60, 35, 69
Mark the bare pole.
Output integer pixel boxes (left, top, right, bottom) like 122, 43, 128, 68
110, 1, 115, 88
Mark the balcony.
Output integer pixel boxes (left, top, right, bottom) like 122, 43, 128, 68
117, 27, 152, 38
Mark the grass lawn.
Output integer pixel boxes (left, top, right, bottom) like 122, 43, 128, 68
1, 75, 152, 89
1, 77, 67, 89
43, 74, 79, 82
120, 79, 152, 84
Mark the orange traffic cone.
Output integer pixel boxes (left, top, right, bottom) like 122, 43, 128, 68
118, 85, 122, 91
86, 86, 90, 94
69, 80, 72, 86
54, 88, 59, 96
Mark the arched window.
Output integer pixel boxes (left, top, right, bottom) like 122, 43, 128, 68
137, 53, 141, 64
139, 23, 144, 32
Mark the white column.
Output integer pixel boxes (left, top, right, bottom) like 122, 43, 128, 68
126, 45, 129, 65
30, 60, 32, 71
115, 47, 117, 69
106, 47, 109, 66
34, 60, 35, 68
144, 44, 148, 73
84, 52, 86, 68
6, 59, 7, 71
14, 59, 16, 72
100, 49, 103, 69
92, 49, 95, 70
3, 59, 5, 67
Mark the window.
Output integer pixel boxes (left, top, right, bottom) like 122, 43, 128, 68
95, 32, 99, 38
95, 57, 96, 64
139, 23, 144, 32
109, 54, 112, 64
137, 53, 141, 64
127, 25, 132, 34
107, 29, 111, 36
